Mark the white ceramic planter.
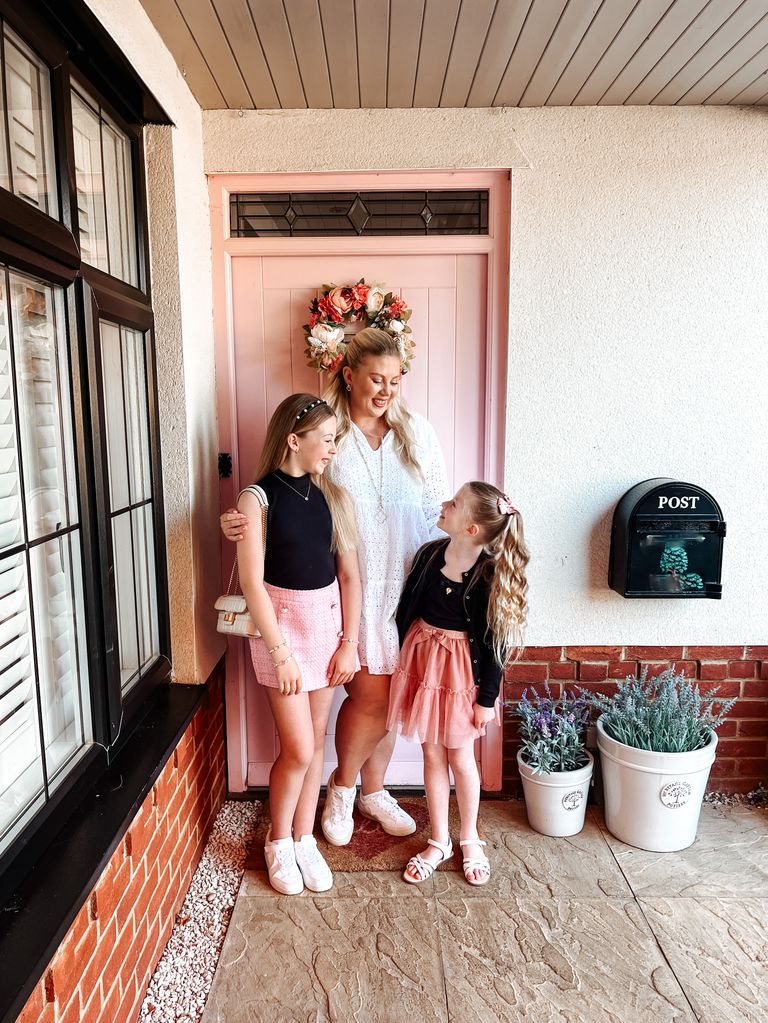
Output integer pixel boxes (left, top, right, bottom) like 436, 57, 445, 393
517, 750, 594, 837
596, 716, 717, 852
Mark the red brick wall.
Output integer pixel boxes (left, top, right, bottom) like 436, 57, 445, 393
17, 674, 226, 1023
503, 646, 768, 795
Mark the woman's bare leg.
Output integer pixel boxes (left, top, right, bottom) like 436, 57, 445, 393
333, 668, 391, 790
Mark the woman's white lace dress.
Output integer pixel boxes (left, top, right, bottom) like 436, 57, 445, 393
327, 412, 449, 674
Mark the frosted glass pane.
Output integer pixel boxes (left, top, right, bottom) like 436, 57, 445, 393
122, 327, 151, 503
102, 122, 138, 288
133, 506, 159, 669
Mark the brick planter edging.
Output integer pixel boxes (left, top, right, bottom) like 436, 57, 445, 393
503, 646, 768, 795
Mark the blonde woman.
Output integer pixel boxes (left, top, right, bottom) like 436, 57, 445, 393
221, 328, 449, 844
387, 481, 529, 887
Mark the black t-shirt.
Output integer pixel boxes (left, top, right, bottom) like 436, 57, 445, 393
256, 470, 336, 590
420, 553, 470, 632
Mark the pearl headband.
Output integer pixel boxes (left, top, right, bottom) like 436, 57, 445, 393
295, 398, 329, 423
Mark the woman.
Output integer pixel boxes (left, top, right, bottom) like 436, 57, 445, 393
221, 328, 448, 844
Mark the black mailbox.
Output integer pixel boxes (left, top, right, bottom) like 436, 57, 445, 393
609, 478, 725, 599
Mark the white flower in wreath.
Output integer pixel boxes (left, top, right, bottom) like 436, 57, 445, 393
388, 319, 404, 334
366, 286, 385, 314
310, 323, 345, 350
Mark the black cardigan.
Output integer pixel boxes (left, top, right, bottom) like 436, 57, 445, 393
395, 538, 502, 708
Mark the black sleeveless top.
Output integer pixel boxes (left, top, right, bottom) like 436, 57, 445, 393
256, 470, 335, 590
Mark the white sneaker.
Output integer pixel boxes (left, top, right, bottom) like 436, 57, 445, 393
321, 770, 356, 846
264, 830, 304, 895
357, 789, 416, 836
294, 834, 333, 892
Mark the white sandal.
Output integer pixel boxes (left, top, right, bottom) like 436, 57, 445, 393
459, 838, 491, 887
403, 837, 453, 885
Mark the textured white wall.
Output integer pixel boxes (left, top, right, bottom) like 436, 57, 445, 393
87, 0, 224, 682
204, 106, 768, 644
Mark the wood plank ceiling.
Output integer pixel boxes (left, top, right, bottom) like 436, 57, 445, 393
138, 0, 768, 108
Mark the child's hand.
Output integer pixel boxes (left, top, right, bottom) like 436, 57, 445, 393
276, 656, 302, 695
473, 703, 496, 732
327, 644, 357, 687
220, 508, 249, 542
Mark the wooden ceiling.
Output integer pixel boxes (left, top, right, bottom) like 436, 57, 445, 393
138, 0, 768, 109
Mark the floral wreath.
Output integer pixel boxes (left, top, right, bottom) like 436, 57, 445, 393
303, 279, 415, 374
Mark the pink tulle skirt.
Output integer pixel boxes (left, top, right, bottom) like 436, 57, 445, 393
387, 619, 501, 749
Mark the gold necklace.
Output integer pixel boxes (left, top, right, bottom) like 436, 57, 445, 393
352, 430, 386, 522
274, 471, 312, 501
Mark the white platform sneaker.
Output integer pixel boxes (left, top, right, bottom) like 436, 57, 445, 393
321, 770, 356, 846
356, 789, 416, 836
264, 830, 304, 895
294, 834, 333, 892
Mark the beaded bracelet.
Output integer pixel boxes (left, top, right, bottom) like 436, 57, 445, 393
272, 652, 294, 669
267, 641, 287, 655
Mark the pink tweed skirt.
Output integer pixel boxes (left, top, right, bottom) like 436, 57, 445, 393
249, 579, 358, 692
387, 619, 501, 748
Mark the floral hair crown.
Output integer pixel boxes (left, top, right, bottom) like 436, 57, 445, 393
303, 278, 415, 374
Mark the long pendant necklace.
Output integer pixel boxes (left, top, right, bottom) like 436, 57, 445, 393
352, 429, 386, 523
273, 471, 312, 501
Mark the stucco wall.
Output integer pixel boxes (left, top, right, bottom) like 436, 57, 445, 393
86, 1, 224, 682
204, 106, 768, 644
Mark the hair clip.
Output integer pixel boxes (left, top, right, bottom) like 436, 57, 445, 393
295, 398, 328, 422
497, 494, 516, 516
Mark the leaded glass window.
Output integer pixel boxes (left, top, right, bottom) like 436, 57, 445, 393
230, 190, 489, 237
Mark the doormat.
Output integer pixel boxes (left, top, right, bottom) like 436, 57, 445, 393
245, 796, 486, 872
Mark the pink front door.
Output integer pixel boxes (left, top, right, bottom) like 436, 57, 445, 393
211, 172, 510, 792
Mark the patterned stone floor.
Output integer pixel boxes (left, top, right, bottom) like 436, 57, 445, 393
201, 802, 768, 1023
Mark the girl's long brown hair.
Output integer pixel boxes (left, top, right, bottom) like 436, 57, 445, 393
464, 481, 530, 665
252, 393, 357, 553
323, 327, 422, 476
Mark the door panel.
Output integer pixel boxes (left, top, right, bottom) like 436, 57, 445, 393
226, 252, 491, 787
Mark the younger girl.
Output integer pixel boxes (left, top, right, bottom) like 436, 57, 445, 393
387, 481, 529, 886
237, 393, 361, 895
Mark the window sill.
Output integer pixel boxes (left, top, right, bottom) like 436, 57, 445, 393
0, 681, 206, 1023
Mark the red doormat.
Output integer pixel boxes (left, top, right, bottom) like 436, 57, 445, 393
245, 796, 485, 872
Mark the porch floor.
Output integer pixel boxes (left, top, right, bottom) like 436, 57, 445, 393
201, 801, 767, 1022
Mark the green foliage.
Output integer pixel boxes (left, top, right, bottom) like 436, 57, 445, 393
581, 667, 736, 753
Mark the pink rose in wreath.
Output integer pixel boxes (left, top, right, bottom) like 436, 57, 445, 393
317, 297, 343, 324
351, 283, 369, 309
327, 286, 354, 316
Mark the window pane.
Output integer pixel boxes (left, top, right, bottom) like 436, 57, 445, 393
29, 533, 90, 780
72, 87, 138, 287
100, 320, 129, 510
71, 90, 107, 273
134, 505, 158, 669
0, 277, 22, 551
122, 327, 150, 502
112, 511, 138, 690
0, 551, 42, 852
9, 273, 78, 541
1, 26, 58, 219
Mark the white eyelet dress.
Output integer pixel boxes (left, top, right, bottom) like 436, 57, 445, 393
326, 412, 449, 675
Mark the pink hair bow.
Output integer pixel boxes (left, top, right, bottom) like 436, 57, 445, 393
497, 494, 516, 516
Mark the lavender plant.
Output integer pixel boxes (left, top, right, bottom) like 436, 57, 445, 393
515, 684, 590, 774
582, 667, 736, 753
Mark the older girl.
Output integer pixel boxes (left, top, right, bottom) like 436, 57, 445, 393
237, 394, 360, 894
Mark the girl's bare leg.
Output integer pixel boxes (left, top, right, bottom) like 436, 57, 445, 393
447, 742, 486, 883
405, 742, 451, 880
265, 689, 315, 839
292, 687, 336, 837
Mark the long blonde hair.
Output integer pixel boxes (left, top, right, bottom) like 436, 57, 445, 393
253, 393, 357, 554
464, 481, 530, 666
323, 327, 422, 476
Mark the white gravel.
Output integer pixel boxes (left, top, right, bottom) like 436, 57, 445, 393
138, 799, 260, 1023
703, 784, 768, 808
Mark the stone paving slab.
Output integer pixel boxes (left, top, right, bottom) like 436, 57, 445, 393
437, 896, 697, 1023
201, 894, 448, 1023
595, 806, 768, 897
640, 898, 768, 1023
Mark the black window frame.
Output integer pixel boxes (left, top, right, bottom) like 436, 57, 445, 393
0, 0, 172, 894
